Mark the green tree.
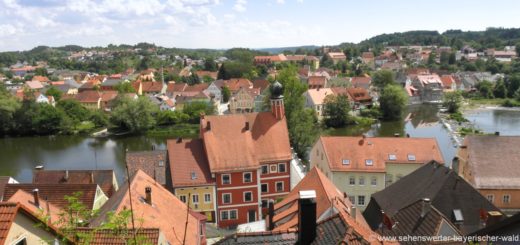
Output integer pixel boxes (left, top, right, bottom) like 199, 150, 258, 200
157, 110, 190, 125
440, 52, 449, 65
442, 91, 463, 113
322, 94, 351, 127
183, 101, 215, 123
476, 80, 494, 98
57, 99, 91, 123
516, 42, 520, 57
204, 58, 217, 71
114, 82, 136, 93
448, 52, 456, 65
217, 63, 229, 80
89, 110, 109, 127
379, 85, 408, 120
372, 70, 396, 89
33, 104, 72, 134
428, 52, 436, 65
110, 96, 159, 133
222, 86, 231, 103
493, 79, 508, 98
0, 86, 21, 134
514, 87, 520, 101
505, 74, 520, 98
34, 67, 48, 76
287, 108, 319, 160
45, 86, 63, 101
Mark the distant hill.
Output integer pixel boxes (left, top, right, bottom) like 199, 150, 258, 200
255, 45, 320, 54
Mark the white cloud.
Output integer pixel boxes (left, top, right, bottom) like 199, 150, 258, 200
276, 0, 285, 4
0, 24, 19, 37
233, 0, 246, 12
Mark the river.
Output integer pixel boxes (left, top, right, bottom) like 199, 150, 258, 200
2, 105, 520, 183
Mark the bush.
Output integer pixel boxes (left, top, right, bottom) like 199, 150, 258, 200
360, 107, 381, 119
448, 112, 468, 123
502, 99, 520, 107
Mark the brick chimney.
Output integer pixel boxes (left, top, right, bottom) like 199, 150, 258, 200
298, 190, 317, 245
145, 186, 152, 205
32, 189, 40, 208
268, 200, 275, 230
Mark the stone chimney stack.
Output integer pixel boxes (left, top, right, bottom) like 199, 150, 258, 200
421, 198, 431, 218
32, 189, 40, 208
145, 186, 152, 205
298, 190, 317, 245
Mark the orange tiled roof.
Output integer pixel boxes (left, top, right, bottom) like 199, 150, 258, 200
6, 190, 63, 227
167, 82, 188, 93
101, 91, 118, 102
201, 112, 292, 172
75, 90, 101, 103
32, 75, 50, 83
74, 228, 162, 245
440, 75, 455, 88
195, 70, 218, 80
167, 139, 214, 187
306, 88, 334, 105
224, 78, 253, 92
32, 170, 117, 197
90, 170, 202, 245
307, 76, 327, 86
141, 81, 163, 92
346, 87, 372, 102
318, 136, 444, 172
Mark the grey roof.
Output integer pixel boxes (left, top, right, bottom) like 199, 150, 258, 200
363, 161, 501, 235
101, 79, 122, 87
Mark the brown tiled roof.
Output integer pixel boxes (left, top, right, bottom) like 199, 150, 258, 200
380, 199, 462, 243
101, 91, 119, 102
318, 136, 444, 172
0, 177, 15, 201
32, 169, 117, 197
141, 81, 163, 92
224, 78, 253, 92
440, 75, 455, 88
346, 87, 372, 102
330, 87, 348, 97
75, 90, 101, 103
3, 183, 100, 210
166, 82, 188, 93
201, 112, 292, 172
74, 228, 161, 245
271, 167, 369, 231
285, 55, 306, 61
362, 52, 374, 59
126, 150, 168, 186
252, 79, 270, 92
90, 170, 202, 245
195, 70, 218, 80
167, 139, 214, 187
184, 83, 209, 93
460, 136, 520, 189
32, 75, 50, 83
308, 76, 327, 87
6, 190, 63, 226
365, 161, 501, 235
351, 76, 371, 88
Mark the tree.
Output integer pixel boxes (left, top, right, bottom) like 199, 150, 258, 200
287, 108, 319, 160
322, 94, 351, 127
157, 110, 190, 125
182, 101, 215, 123
0, 86, 21, 134
516, 42, 520, 57
114, 82, 136, 93
372, 70, 396, 89
379, 85, 408, 120
440, 52, 449, 65
427, 52, 436, 65
45, 86, 63, 101
222, 86, 231, 103
33, 104, 72, 135
110, 96, 159, 133
514, 87, 520, 101
204, 58, 217, 71
448, 52, 456, 65
217, 63, 228, 80
476, 80, 494, 98
34, 67, 48, 76
442, 91, 463, 113
493, 79, 508, 98
505, 74, 520, 98
57, 99, 90, 123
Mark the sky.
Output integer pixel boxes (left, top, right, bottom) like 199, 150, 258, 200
0, 0, 519, 51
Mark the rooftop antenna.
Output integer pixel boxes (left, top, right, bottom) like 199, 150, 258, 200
124, 148, 138, 245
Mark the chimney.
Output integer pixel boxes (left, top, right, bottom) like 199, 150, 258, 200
206, 121, 211, 130
177, 137, 183, 143
420, 198, 431, 218
145, 186, 152, 205
32, 189, 40, 208
90, 172, 95, 184
486, 211, 503, 227
245, 122, 250, 131
268, 200, 275, 230
35, 165, 44, 171
64, 170, 69, 181
495, 131, 500, 136
298, 190, 317, 245
351, 206, 357, 220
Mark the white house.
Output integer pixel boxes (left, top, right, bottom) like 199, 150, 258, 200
303, 88, 334, 119
36, 93, 55, 107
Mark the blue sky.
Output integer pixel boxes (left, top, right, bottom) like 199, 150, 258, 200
0, 0, 519, 51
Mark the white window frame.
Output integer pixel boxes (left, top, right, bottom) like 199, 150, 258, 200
221, 174, 231, 185
486, 194, 494, 203
371, 176, 377, 186
275, 181, 284, 192
342, 159, 350, 165
503, 194, 511, 204
192, 194, 199, 204
261, 165, 269, 174
365, 159, 373, 166
407, 154, 416, 161
349, 176, 355, 185
204, 193, 211, 203
388, 154, 397, 161
179, 195, 187, 203
278, 163, 286, 173
261, 183, 268, 193
244, 191, 253, 202
357, 195, 366, 206
359, 176, 365, 186
270, 164, 278, 173
222, 193, 232, 204
229, 209, 238, 220
220, 210, 229, 220
243, 172, 252, 183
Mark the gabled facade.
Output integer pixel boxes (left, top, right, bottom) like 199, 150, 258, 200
229, 87, 259, 114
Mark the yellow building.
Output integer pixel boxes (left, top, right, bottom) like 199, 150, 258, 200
229, 87, 259, 114
168, 138, 217, 222
310, 136, 444, 211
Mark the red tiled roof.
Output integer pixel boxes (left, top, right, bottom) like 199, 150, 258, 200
75, 90, 101, 103
3, 183, 101, 209
168, 139, 214, 187
308, 76, 327, 87
90, 170, 202, 245
346, 87, 372, 102
351, 76, 371, 87
318, 136, 444, 172
195, 70, 218, 80
167, 82, 188, 93
224, 78, 253, 92
101, 91, 119, 102
32, 75, 50, 83
32, 170, 117, 197
74, 228, 162, 245
201, 112, 292, 172
252, 79, 270, 92
7, 190, 63, 226
440, 75, 455, 88
126, 151, 168, 186
141, 81, 163, 92
184, 83, 209, 93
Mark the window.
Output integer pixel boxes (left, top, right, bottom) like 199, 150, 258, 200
230, 210, 237, 219
261, 165, 269, 174
270, 164, 278, 173
486, 194, 494, 203
244, 192, 253, 202
222, 174, 231, 185
192, 194, 199, 203
243, 172, 252, 183
503, 194, 511, 204
223, 193, 231, 204
348, 196, 355, 204
221, 211, 229, 220
388, 154, 396, 161
13, 237, 27, 245
386, 174, 393, 185
276, 181, 284, 192
158, 160, 164, 167
179, 195, 187, 203
371, 177, 377, 186
365, 159, 373, 166
191, 171, 197, 180
408, 154, 416, 161
357, 195, 366, 206
278, 163, 286, 173
204, 193, 211, 203
349, 176, 355, 185
359, 176, 365, 186
342, 159, 350, 165
261, 183, 268, 193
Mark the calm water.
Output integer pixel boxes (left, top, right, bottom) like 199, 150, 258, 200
0, 135, 168, 183
2, 105, 520, 183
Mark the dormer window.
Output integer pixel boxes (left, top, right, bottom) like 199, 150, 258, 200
191, 172, 197, 180
408, 154, 416, 161
158, 160, 164, 167
342, 159, 350, 165
388, 154, 396, 161
365, 159, 373, 166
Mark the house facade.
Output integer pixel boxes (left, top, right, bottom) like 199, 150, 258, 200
229, 87, 259, 114
303, 88, 333, 119
411, 74, 443, 103
310, 136, 444, 211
